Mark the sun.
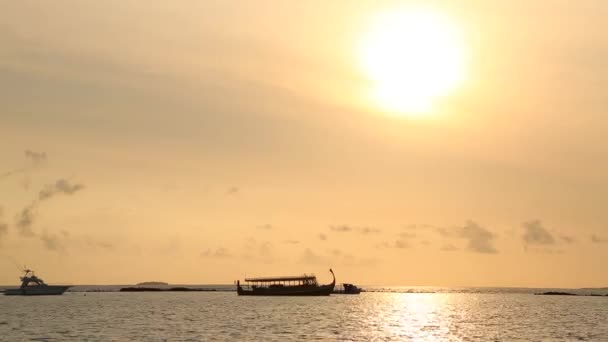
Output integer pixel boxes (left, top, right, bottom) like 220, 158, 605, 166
358, 8, 466, 116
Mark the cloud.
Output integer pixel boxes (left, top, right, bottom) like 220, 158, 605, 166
299, 247, 379, 267
0, 223, 7, 239
25, 150, 47, 166
1, 150, 47, 181
329, 225, 381, 234
399, 232, 417, 239
39, 179, 85, 200
201, 247, 232, 258
330, 225, 352, 232
318, 233, 327, 241
394, 239, 409, 249
283, 240, 300, 244
560, 235, 576, 244
256, 224, 273, 230
0, 168, 26, 180
299, 248, 330, 265
84, 237, 115, 250
432, 221, 497, 253
460, 221, 498, 254
591, 234, 608, 244
40, 230, 64, 251
522, 220, 555, 246
226, 186, 239, 195
377, 239, 410, 249
242, 238, 274, 263
15, 203, 37, 237
440, 243, 458, 252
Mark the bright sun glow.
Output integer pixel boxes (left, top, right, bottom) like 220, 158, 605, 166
359, 8, 466, 116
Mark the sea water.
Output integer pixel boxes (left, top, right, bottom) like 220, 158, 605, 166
1, 290, 607, 341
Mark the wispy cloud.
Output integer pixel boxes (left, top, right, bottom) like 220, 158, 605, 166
25, 150, 47, 166
0, 168, 25, 180
329, 225, 381, 234
560, 235, 576, 244
15, 204, 37, 237
14, 179, 85, 237
39, 179, 85, 200
299, 248, 378, 267
440, 243, 458, 252
433, 221, 498, 254
460, 221, 498, 254
256, 224, 273, 230
522, 220, 555, 246
283, 240, 300, 244
201, 247, 232, 258
242, 238, 274, 263
377, 239, 410, 249
318, 233, 327, 241
0, 222, 8, 241
299, 248, 330, 265
226, 186, 239, 195
1, 150, 47, 181
40, 230, 65, 251
591, 234, 608, 244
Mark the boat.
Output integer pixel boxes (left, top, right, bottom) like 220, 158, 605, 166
4, 269, 71, 296
236, 269, 335, 296
334, 283, 361, 294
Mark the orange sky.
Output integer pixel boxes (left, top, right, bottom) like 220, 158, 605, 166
1, 0, 607, 287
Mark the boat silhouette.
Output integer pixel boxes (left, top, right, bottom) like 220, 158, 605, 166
4, 269, 70, 296
236, 269, 335, 296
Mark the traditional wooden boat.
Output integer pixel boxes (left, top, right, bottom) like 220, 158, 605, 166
236, 269, 335, 296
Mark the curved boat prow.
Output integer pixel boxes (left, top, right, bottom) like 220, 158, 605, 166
329, 269, 336, 289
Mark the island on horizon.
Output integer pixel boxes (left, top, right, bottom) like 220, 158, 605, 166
136, 281, 169, 286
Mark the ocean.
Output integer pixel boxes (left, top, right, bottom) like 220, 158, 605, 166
1, 287, 607, 341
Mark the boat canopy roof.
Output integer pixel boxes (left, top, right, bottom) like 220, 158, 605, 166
245, 274, 317, 282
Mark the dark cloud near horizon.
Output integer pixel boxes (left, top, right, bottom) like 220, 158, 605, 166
522, 220, 555, 246
329, 225, 381, 234
460, 221, 498, 254
39, 179, 85, 200
591, 234, 608, 243
433, 221, 498, 254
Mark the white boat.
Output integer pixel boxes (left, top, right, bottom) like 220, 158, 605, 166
4, 269, 70, 296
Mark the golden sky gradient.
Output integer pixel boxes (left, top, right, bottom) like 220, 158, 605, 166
1, 0, 607, 287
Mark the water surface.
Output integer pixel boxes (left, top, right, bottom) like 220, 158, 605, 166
1, 291, 607, 341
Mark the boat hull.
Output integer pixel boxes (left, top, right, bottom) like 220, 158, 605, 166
237, 284, 334, 296
4, 286, 70, 296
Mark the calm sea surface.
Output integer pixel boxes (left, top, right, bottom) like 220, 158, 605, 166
1, 289, 607, 341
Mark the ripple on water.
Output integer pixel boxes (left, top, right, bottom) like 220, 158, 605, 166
0, 292, 607, 340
